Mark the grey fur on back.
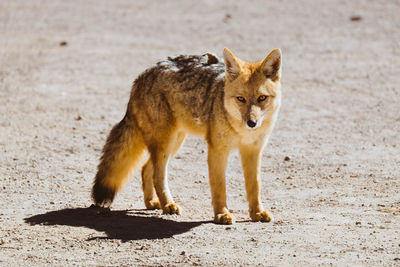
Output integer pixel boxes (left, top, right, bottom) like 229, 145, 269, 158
130, 53, 227, 123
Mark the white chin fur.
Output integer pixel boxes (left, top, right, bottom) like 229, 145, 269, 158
245, 124, 260, 130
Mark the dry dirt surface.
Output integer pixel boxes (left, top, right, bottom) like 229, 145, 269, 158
1, 0, 399, 266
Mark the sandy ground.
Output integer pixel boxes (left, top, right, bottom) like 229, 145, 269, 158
1, 0, 399, 266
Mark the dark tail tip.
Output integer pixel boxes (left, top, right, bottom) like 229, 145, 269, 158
91, 181, 116, 207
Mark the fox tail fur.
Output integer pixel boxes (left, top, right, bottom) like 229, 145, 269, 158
91, 114, 145, 207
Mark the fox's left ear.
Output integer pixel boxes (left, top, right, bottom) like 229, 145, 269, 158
261, 48, 282, 81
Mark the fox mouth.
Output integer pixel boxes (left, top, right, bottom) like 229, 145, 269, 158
245, 124, 260, 130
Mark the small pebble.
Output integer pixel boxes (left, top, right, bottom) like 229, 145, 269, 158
350, 16, 362, 21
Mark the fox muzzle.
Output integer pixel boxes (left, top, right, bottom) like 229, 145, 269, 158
247, 120, 257, 128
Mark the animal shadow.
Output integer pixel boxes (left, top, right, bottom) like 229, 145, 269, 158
24, 206, 208, 242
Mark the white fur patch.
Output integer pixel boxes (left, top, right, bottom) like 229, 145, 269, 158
216, 72, 225, 81
158, 60, 179, 72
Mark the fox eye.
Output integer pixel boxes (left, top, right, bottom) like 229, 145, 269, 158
236, 96, 246, 103
257, 95, 268, 102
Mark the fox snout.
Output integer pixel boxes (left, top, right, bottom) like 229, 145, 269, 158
244, 105, 264, 129
247, 119, 257, 128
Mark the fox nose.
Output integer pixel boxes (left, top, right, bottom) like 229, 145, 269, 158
247, 120, 257, 128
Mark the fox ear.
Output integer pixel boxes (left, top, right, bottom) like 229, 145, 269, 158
261, 48, 282, 81
223, 48, 242, 82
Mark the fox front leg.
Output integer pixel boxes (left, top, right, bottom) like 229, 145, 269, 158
207, 145, 234, 224
239, 144, 273, 222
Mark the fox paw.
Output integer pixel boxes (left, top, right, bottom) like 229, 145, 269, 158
144, 199, 161, 210
162, 203, 180, 215
214, 211, 234, 225
251, 210, 273, 222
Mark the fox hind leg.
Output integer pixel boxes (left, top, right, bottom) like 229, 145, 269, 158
141, 132, 186, 210
144, 131, 187, 215
141, 159, 160, 209
150, 145, 178, 215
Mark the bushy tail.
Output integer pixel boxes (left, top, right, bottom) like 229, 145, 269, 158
92, 115, 146, 207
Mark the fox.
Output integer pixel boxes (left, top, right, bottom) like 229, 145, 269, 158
91, 47, 282, 224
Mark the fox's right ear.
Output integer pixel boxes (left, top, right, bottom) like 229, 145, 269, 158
223, 48, 242, 82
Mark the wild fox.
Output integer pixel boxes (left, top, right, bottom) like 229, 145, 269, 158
92, 48, 282, 224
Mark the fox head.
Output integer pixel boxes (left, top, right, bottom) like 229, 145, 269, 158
223, 48, 282, 131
